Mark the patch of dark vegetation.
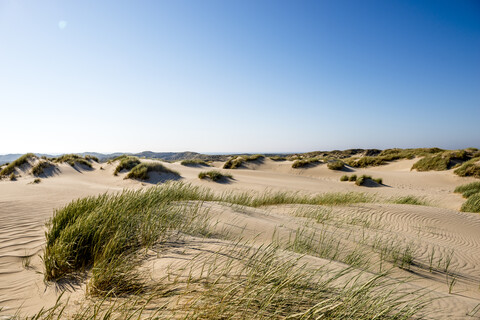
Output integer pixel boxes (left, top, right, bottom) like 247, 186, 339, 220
411, 150, 477, 172
31, 161, 55, 176
181, 159, 210, 167
453, 157, 480, 178
198, 170, 233, 182
9, 173, 17, 181
126, 163, 180, 180
391, 196, 428, 206
223, 154, 264, 169
327, 160, 344, 170
340, 175, 349, 181
345, 148, 445, 168
0, 153, 36, 176
52, 154, 93, 168
269, 156, 286, 161
33, 178, 41, 184
292, 157, 322, 168
113, 156, 141, 176
454, 182, 480, 213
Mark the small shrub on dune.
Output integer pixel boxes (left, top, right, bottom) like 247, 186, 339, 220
198, 170, 233, 182
114, 156, 141, 175
373, 177, 383, 184
355, 176, 366, 186
340, 175, 349, 181
269, 156, 286, 161
454, 182, 480, 198
33, 178, 41, 184
85, 155, 99, 162
454, 158, 480, 178
292, 157, 321, 168
349, 174, 357, 182
223, 157, 245, 169
31, 161, 55, 176
181, 159, 210, 167
327, 160, 344, 170
391, 196, 428, 206
126, 163, 180, 180
461, 193, 480, 213
0, 153, 36, 176
53, 154, 93, 168
411, 154, 450, 171
9, 173, 17, 181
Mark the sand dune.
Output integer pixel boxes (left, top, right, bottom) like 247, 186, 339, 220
1, 158, 479, 318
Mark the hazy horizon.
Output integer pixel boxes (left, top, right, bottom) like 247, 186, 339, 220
1, 0, 479, 154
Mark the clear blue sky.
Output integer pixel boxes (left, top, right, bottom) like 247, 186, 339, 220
1, 0, 479, 154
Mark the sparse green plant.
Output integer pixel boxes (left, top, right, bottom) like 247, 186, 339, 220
223, 154, 264, 169
198, 170, 232, 182
114, 156, 141, 175
53, 154, 93, 168
181, 159, 210, 166
460, 193, 480, 213
31, 161, 55, 176
126, 162, 180, 180
85, 155, 99, 162
0, 153, 36, 176
327, 160, 344, 170
33, 178, 41, 184
340, 175, 349, 181
9, 173, 16, 181
292, 157, 322, 168
349, 174, 357, 181
391, 196, 428, 206
373, 178, 383, 184
22, 251, 32, 269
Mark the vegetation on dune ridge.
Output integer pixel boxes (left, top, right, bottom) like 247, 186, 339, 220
223, 154, 264, 169
269, 156, 286, 161
390, 196, 428, 206
52, 154, 94, 168
198, 170, 233, 182
340, 174, 383, 186
453, 157, 480, 178
0, 153, 36, 176
454, 182, 480, 213
345, 148, 444, 168
125, 162, 180, 180
113, 156, 141, 175
31, 160, 56, 176
41, 181, 427, 319
181, 159, 210, 166
292, 157, 322, 168
327, 160, 345, 170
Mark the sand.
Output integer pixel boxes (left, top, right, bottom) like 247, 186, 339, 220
0, 158, 479, 319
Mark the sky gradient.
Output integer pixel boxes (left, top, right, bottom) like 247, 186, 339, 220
1, 0, 479, 154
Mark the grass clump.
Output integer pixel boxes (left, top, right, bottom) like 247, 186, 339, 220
292, 157, 321, 168
33, 178, 41, 184
31, 160, 55, 176
85, 155, 99, 162
349, 174, 357, 181
126, 162, 180, 180
340, 175, 349, 181
453, 157, 480, 178
269, 156, 286, 161
0, 153, 36, 176
9, 173, 17, 181
114, 156, 141, 175
460, 193, 480, 213
181, 159, 210, 167
198, 170, 232, 182
223, 154, 264, 169
411, 154, 450, 171
454, 182, 480, 198
327, 160, 344, 170
53, 154, 93, 168
391, 196, 428, 206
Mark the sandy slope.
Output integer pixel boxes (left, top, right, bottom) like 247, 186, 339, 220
0, 158, 479, 318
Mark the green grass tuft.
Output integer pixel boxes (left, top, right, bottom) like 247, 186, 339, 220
391, 196, 428, 206
349, 174, 357, 181
126, 162, 180, 180
453, 157, 480, 178
327, 160, 344, 170
460, 193, 480, 213
181, 159, 210, 166
9, 173, 17, 181
31, 161, 55, 176
223, 154, 264, 169
340, 175, 349, 181
292, 157, 321, 168
53, 154, 93, 168
454, 182, 480, 198
0, 153, 36, 176
114, 156, 141, 175
198, 170, 233, 182
411, 154, 450, 171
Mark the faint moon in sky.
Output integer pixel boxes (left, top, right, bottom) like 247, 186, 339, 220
58, 20, 67, 30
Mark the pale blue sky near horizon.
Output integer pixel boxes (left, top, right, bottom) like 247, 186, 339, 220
0, 0, 479, 154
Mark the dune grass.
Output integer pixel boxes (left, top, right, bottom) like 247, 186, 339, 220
181, 159, 210, 166
0, 153, 36, 176
223, 154, 264, 169
345, 148, 445, 168
9, 173, 16, 181
113, 156, 141, 175
292, 157, 322, 168
31, 160, 55, 176
390, 196, 428, 206
340, 175, 349, 181
53, 154, 93, 168
198, 170, 232, 182
454, 182, 480, 213
125, 162, 180, 180
85, 155, 99, 162
460, 193, 480, 213
327, 160, 344, 170
269, 156, 286, 161
411, 154, 450, 171
453, 157, 480, 178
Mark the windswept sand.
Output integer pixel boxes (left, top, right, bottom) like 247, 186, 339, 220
1, 158, 479, 319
